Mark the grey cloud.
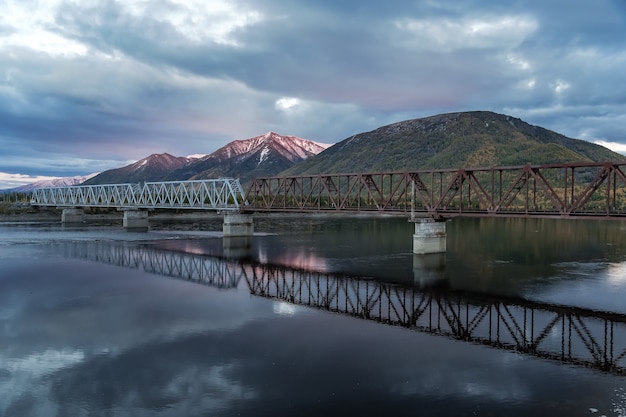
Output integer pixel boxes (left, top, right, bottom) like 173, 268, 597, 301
46, 0, 626, 121
0, 0, 624, 185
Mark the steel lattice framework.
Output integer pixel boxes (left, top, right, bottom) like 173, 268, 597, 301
57, 241, 244, 289
31, 179, 247, 211
247, 265, 626, 375
246, 161, 626, 218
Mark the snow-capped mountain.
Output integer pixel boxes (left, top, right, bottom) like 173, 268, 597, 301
84, 153, 191, 185
213, 132, 329, 162
83, 133, 330, 186
165, 132, 330, 182
11, 173, 99, 191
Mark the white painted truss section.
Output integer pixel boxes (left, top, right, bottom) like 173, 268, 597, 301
30, 179, 248, 211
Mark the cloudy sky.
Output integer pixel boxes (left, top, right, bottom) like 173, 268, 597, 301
1, 0, 625, 188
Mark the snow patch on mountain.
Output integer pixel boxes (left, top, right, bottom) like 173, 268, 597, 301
258, 146, 271, 166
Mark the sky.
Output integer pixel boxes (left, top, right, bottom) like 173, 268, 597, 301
1, 0, 626, 189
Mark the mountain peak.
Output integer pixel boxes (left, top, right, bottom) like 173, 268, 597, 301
262, 131, 281, 139
85, 153, 190, 185
162, 132, 330, 183
209, 132, 330, 162
129, 153, 189, 171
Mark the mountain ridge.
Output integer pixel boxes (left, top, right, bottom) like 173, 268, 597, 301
9, 173, 100, 192
83, 153, 190, 185
84, 132, 329, 185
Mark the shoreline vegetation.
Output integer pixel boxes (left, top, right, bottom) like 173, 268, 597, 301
0, 202, 405, 224
0, 204, 227, 223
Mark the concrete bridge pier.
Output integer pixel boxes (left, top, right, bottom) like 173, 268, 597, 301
123, 209, 149, 230
223, 213, 254, 237
61, 207, 84, 223
411, 218, 447, 255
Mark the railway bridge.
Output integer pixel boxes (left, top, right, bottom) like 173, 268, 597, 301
30, 161, 626, 254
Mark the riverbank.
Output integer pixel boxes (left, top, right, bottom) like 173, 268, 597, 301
0, 206, 405, 223
0, 208, 225, 223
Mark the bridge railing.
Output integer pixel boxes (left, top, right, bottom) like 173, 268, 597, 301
245, 162, 626, 218
30, 179, 248, 211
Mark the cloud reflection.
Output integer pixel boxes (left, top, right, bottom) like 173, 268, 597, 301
273, 302, 297, 317
0, 349, 85, 417
607, 262, 626, 285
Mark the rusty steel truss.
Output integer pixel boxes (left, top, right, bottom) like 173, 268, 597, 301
245, 161, 626, 218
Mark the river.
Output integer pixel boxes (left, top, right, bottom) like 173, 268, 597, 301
1, 215, 626, 416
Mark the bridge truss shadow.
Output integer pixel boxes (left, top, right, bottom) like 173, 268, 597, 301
57, 240, 626, 375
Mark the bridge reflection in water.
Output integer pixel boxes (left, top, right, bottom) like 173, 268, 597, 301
57, 241, 626, 375
58, 241, 244, 289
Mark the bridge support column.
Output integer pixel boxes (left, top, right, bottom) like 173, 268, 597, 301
123, 209, 149, 230
61, 207, 84, 223
411, 218, 446, 255
223, 213, 254, 237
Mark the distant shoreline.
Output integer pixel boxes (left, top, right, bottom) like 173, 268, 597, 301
0, 208, 404, 224
0, 209, 223, 223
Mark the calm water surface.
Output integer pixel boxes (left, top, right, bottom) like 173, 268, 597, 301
2, 215, 626, 416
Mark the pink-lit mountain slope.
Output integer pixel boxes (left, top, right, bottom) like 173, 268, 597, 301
165, 132, 330, 183
83, 153, 191, 185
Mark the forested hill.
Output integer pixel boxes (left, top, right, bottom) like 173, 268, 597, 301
282, 111, 624, 175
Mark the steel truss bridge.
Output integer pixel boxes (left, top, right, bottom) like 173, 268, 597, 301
58, 241, 626, 375
30, 179, 248, 211
246, 161, 626, 219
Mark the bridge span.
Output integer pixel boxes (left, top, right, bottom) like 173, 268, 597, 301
246, 161, 626, 254
246, 161, 626, 218
30, 179, 253, 236
30, 161, 626, 254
